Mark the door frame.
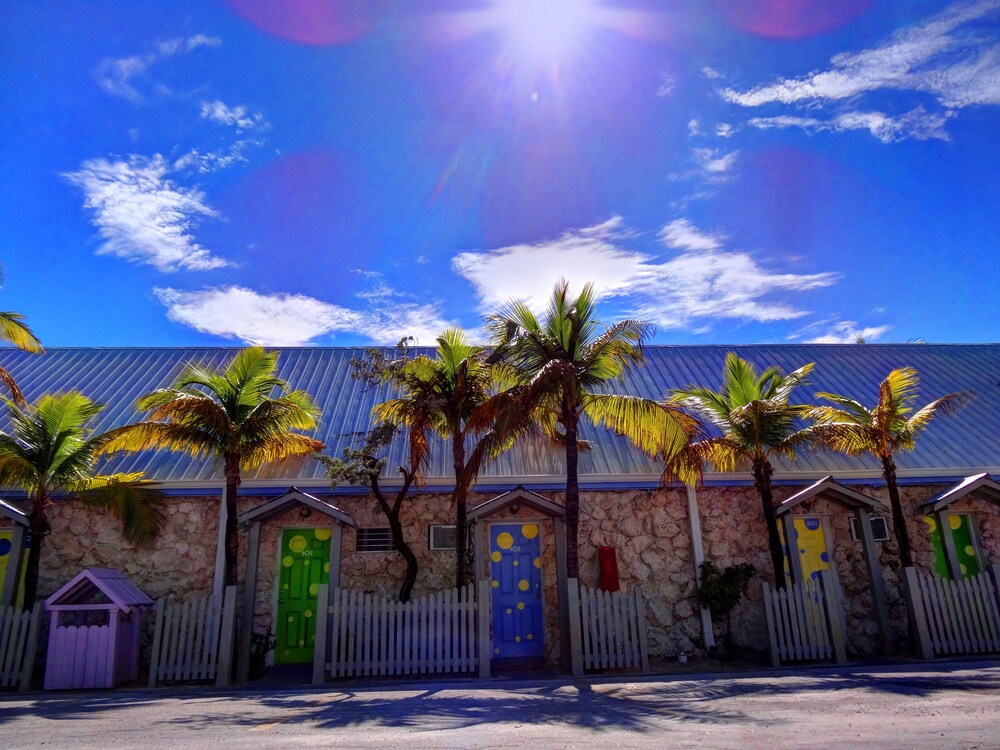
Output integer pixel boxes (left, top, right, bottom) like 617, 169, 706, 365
487, 518, 548, 661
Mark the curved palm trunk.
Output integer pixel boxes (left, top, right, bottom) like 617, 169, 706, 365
564, 411, 581, 580
753, 459, 787, 590
223, 455, 241, 588
22, 491, 50, 609
881, 454, 913, 568
452, 436, 470, 588
370, 472, 419, 602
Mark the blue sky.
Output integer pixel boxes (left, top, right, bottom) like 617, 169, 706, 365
2, 0, 998, 347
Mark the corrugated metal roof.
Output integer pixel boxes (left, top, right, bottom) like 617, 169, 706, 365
1, 344, 998, 487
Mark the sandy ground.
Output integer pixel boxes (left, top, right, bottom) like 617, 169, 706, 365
1, 660, 999, 749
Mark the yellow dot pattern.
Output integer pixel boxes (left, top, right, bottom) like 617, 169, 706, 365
950, 516, 963, 530
925, 517, 937, 530
517, 602, 525, 610
496, 532, 514, 550
314, 528, 332, 541
518, 579, 529, 592
309, 583, 319, 596
491, 551, 502, 562
534, 557, 541, 569
288, 535, 308, 553
282, 555, 294, 568
522, 524, 538, 539
492, 580, 499, 588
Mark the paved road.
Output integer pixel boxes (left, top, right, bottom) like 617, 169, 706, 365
2, 661, 999, 749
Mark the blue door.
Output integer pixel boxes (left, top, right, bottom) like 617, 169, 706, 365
490, 523, 544, 659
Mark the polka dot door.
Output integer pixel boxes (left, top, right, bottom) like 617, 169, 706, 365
490, 523, 544, 659
276, 527, 332, 664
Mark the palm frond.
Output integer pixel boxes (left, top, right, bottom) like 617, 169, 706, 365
0, 310, 43, 353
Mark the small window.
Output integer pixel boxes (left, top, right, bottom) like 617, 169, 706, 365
356, 527, 397, 553
429, 524, 457, 551
850, 515, 890, 542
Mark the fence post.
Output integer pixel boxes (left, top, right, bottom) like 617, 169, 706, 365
313, 584, 330, 685
215, 585, 237, 687
903, 567, 934, 660
147, 596, 167, 688
633, 587, 650, 674
17, 602, 42, 692
762, 582, 781, 667
477, 579, 491, 679
820, 570, 847, 664
567, 578, 584, 677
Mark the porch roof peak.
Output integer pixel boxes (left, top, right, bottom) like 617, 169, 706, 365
776, 475, 886, 517
239, 487, 357, 527
922, 473, 1000, 514
469, 485, 565, 521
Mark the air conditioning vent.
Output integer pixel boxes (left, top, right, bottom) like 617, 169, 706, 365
356, 527, 397, 552
429, 524, 457, 551
850, 515, 890, 542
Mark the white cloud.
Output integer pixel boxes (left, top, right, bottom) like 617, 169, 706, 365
702, 66, 722, 80
715, 123, 737, 138
748, 106, 953, 143
669, 147, 740, 185
63, 155, 227, 272
687, 118, 701, 136
174, 139, 262, 173
789, 319, 891, 344
452, 216, 838, 329
96, 35, 221, 104
659, 219, 725, 252
657, 72, 676, 97
719, 1, 1000, 140
155, 285, 453, 346
200, 100, 267, 130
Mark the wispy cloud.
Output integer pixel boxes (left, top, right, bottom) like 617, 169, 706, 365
789, 318, 891, 344
452, 216, 838, 329
669, 147, 740, 186
748, 106, 953, 143
720, 1, 1000, 140
174, 139, 262, 173
155, 285, 452, 346
199, 100, 267, 130
657, 72, 676, 97
96, 35, 221, 104
63, 155, 227, 272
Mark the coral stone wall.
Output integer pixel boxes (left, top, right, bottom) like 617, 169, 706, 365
16, 478, 1000, 670
37, 495, 219, 601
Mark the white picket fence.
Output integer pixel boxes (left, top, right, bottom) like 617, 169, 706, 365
567, 579, 650, 675
313, 583, 480, 682
148, 586, 237, 688
0, 603, 42, 691
762, 570, 846, 666
905, 566, 1000, 658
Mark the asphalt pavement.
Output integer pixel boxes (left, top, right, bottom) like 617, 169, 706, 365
2, 660, 999, 749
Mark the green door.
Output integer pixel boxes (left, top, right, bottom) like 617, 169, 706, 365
276, 527, 331, 664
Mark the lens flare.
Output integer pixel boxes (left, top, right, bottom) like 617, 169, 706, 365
715, 0, 874, 39
491, 0, 600, 63
225, 0, 376, 46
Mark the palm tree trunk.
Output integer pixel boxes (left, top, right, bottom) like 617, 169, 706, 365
882, 454, 913, 568
452, 436, 470, 589
223, 455, 241, 588
753, 459, 787, 590
565, 411, 580, 580
21, 492, 49, 609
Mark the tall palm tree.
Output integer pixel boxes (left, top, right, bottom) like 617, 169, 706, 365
487, 281, 695, 579
0, 267, 43, 405
670, 353, 815, 590
0, 391, 165, 608
808, 367, 964, 568
105, 348, 324, 587
369, 328, 515, 587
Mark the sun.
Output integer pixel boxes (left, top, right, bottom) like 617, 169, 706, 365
491, 0, 600, 64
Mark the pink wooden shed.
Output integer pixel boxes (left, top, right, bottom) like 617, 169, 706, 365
43, 568, 153, 690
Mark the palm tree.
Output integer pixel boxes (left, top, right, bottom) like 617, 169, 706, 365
0, 267, 43, 405
808, 367, 964, 568
363, 328, 514, 587
0, 391, 165, 608
670, 353, 815, 590
105, 348, 324, 587
487, 281, 695, 579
